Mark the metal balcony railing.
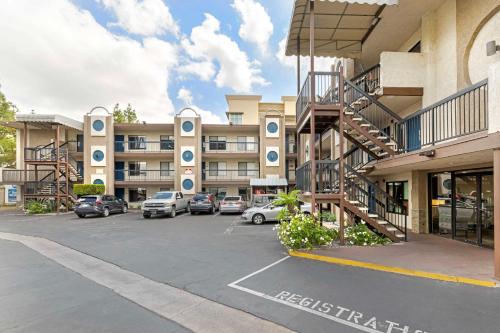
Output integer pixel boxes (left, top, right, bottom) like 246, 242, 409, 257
397, 79, 488, 152
1, 169, 55, 183
114, 169, 175, 182
351, 64, 380, 95
202, 141, 259, 153
296, 72, 341, 121
296, 160, 340, 193
202, 169, 259, 181
114, 141, 175, 153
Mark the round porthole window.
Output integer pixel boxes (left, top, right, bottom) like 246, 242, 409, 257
93, 179, 104, 185
93, 150, 104, 162
267, 151, 278, 162
182, 179, 194, 190
92, 120, 104, 131
267, 121, 278, 134
182, 120, 194, 132
182, 150, 194, 162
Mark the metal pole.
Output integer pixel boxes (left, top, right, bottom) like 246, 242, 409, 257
65, 151, 69, 212
56, 125, 60, 214
297, 37, 301, 95
494, 149, 500, 279
309, 0, 317, 215
339, 65, 345, 245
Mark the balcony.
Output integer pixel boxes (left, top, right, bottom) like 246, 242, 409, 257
202, 141, 259, 155
114, 169, 174, 186
0, 169, 54, 184
202, 169, 259, 184
114, 141, 174, 155
286, 141, 297, 155
296, 72, 342, 134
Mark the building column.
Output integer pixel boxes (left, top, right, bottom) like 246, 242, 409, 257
410, 170, 428, 234
494, 149, 500, 279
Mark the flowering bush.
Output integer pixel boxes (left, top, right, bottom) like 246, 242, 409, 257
344, 222, 391, 246
25, 200, 53, 214
276, 213, 338, 250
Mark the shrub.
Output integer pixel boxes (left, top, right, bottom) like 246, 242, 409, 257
276, 213, 339, 250
344, 222, 391, 246
25, 200, 53, 214
73, 184, 105, 197
319, 211, 336, 222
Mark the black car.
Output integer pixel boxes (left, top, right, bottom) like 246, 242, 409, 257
74, 195, 128, 218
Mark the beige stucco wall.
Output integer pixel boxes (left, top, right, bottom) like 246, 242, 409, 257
380, 52, 426, 89
226, 95, 261, 125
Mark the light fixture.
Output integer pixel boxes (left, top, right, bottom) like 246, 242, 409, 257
486, 41, 499, 56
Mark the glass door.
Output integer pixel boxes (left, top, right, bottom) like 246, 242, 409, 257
480, 174, 494, 248
454, 174, 478, 244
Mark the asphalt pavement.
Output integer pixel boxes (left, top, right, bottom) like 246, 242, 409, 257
0, 210, 499, 333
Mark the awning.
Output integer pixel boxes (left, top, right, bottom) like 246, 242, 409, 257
285, 0, 399, 58
14, 114, 83, 131
250, 178, 288, 187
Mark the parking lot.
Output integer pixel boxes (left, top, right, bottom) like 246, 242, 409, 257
1, 210, 500, 333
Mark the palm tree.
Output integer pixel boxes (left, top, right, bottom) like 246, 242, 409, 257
274, 189, 301, 214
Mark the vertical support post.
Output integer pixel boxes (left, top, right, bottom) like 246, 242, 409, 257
309, 0, 317, 215
65, 151, 69, 212
339, 66, 345, 245
297, 37, 301, 96
23, 122, 27, 183
494, 148, 500, 279
56, 125, 60, 214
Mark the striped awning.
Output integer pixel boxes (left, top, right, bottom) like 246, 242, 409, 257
285, 0, 399, 58
250, 178, 288, 187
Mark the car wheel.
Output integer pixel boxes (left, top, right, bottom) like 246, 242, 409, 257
77, 214, 85, 218
102, 207, 110, 217
122, 205, 128, 214
143, 213, 151, 219
252, 214, 265, 225
170, 207, 176, 218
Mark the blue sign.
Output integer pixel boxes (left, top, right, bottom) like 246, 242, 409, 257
7, 185, 16, 203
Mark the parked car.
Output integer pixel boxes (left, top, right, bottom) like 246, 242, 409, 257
220, 196, 247, 214
141, 191, 189, 218
250, 194, 277, 207
241, 201, 311, 224
74, 195, 128, 218
190, 192, 219, 214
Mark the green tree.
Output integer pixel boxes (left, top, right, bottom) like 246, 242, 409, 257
113, 103, 138, 123
0, 90, 18, 167
274, 189, 301, 215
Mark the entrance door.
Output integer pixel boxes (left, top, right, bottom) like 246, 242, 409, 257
115, 161, 125, 181
480, 174, 494, 248
454, 174, 478, 244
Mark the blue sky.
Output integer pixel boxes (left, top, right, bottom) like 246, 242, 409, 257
0, 0, 302, 123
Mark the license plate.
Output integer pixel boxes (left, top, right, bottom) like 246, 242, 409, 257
80, 203, 89, 208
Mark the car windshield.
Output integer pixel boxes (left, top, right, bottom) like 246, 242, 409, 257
78, 196, 97, 203
153, 192, 173, 199
193, 194, 208, 200
224, 196, 240, 201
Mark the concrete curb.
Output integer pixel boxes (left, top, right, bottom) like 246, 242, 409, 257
289, 250, 497, 288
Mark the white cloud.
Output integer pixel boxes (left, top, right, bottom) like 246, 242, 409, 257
0, 0, 178, 122
99, 0, 179, 37
177, 87, 193, 105
177, 60, 215, 81
181, 13, 269, 93
176, 87, 225, 124
276, 36, 337, 72
232, 0, 273, 54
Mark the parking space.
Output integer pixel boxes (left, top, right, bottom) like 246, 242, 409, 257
1, 211, 500, 333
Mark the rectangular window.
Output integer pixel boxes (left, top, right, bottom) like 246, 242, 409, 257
208, 162, 226, 176
238, 162, 247, 176
386, 181, 408, 214
160, 135, 174, 150
238, 187, 250, 201
207, 187, 227, 200
129, 161, 147, 176
228, 113, 243, 125
237, 136, 247, 151
129, 188, 146, 202
128, 135, 146, 150
209, 136, 226, 150
160, 162, 172, 177
76, 134, 84, 152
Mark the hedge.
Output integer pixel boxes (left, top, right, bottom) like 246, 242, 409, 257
73, 184, 105, 197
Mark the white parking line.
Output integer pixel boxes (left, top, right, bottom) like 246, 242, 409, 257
0, 232, 294, 333
228, 257, 428, 333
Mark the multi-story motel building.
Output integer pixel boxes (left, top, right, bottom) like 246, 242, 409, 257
285, 0, 500, 277
0, 95, 298, 207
